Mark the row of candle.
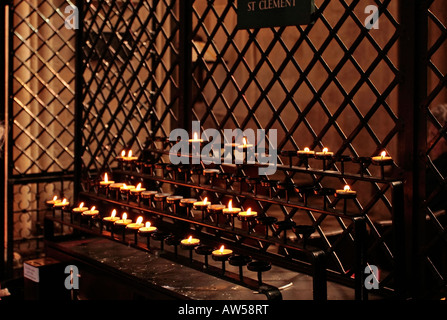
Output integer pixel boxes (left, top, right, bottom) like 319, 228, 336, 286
58, 200, 235, 261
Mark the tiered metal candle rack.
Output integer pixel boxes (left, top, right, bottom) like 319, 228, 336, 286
44, 137, 404, 300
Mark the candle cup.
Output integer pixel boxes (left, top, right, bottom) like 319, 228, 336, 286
81, 208, 99, 228
165, 235, 181, 258
180, 237, 201, 263
294, 185, 316, 207
102, 215, 119, 235
126, 221, 145, 244
371, 152, 393, 178
247, 260, 272, 287
207, 204, 225, 226
203, 168, 220, 186
114, 218, 132, 241
293, 225, 316, 249
166, 195, 183, 214
314, 187, 336, 211
222, 206, 241, 231
129, 186, 146, 204
153, 193, 171, 211
238, 210, 258, 234
256, 216, 278, 239
151, 231, 170, 251
46, 197, 61, 208
72, 205, 88, 224
109, 183, 125, 200
229, 255, 252, 282
195, 245, 214, 268
119, 185, 135, 202
138, 224, 157, 249
297, 148, 315, 168
335, 186, 357, 215
212, 246, 233, 275
193, 199, 211, 221
274, 220, 296, 244
141, 190, 158, 207
179, 198, 197, 218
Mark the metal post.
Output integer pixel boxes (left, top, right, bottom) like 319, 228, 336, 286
73, 0, 84, 203
178, 1, 193, 132
398, 0, 428, 299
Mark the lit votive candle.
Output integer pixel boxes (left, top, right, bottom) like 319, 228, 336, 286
180, 235, 200, 249
237, 136, 254, 150
193, 197, 210, 210
120, 184, 135, 192
222, 200, 241, 215
103, 209, 119, 223
114, 212, 132, 226
53, 198, 69, 208
138, 221, 157, 235
335, 185, 357, 198
188, 132, 204, 143
122, 150, 138, 161
297, 147, 315, 156
238, 208, 257, 221
126, 216, 144, 230
72, 202, 88, 214
129, 183, 146, 196
46, 196, 61, 206
99, 173, 114, 186
212, 245, 233, 260
372, 151, 393, 165
82, 206, 99, 217
315, 147, 334, 157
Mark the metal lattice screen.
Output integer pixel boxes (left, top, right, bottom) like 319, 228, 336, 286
80, 0, 180, 176
5, 0, 447, 298
7, 0, 76, 273
188, 0, 401, 293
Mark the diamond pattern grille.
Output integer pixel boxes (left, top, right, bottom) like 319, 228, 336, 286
11, 0, 76, 176
81, 0, 180, 175
189, 0, 401, 290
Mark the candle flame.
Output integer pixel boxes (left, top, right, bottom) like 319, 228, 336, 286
203, 197, 208, 204
228, 200, 233, 210
194, 132, 198, 140
79, 202, 84, 208
53, 196, 58, 201
122, 183, 127, 188
247, 208, 251, 214
145, 221, 151, 228
243, 137, 247, 145
322, 147, 329, 153
304, 147, 310, 152
122, 212, 127, 221
121, 150, 126, 157
104, 173, 108, 182
187, 236, 193, 243
91, 206, 96, 211
136, 183, 142, 190
128, 150, 132, 158
62, 198, 67, 204
380, 151, 387, 158
344, 185, 351, 191
219, 245, 225, 253
136, 216, 143, 224
111, 209, 116, 218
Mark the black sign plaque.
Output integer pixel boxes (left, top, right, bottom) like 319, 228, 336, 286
237, 0, 315, 29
